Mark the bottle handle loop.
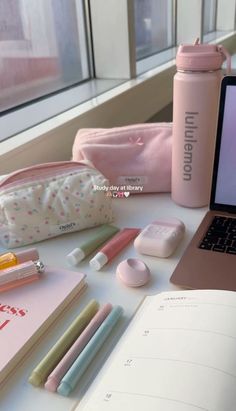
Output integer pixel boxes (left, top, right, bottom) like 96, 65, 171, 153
218, 45, 231, 75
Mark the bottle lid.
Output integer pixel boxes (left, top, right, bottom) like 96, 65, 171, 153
89, 252, 108, 271
176, 38, 230, 72
16, 248, 39, 264
67, 248, 85, 266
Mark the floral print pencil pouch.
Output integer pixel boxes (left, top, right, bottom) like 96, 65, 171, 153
0, 161, 113, 248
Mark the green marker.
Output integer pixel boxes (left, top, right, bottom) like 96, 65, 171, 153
66, 225, 120, 265
28, 299, 99, 387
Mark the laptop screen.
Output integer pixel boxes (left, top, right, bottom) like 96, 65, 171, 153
211, 77, 236, 211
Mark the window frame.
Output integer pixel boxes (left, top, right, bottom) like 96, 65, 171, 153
0, 0, 236, 175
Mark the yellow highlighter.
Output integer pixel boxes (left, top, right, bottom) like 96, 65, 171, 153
28, 299, 99, 387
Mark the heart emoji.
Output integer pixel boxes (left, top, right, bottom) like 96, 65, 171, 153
124, 192, 130, 198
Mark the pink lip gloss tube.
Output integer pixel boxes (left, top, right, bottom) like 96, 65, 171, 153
89, 228, 140, 270
0, 260, 45, 292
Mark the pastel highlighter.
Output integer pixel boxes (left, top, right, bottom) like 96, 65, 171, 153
116, 258, 151, 287
45, 303, 113, 392
57, 306, 123, 396
28, 300, 99, 387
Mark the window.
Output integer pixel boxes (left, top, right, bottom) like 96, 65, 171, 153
0, 0, 236, 152
0, 0, 90, 113
134, 0, 175, 75
203, 0, 217, 36
134, 0, 175, 61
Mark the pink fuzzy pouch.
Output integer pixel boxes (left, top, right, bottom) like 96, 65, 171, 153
72, 123, 172, 193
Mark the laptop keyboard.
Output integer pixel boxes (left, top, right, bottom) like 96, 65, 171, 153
199, 216, 236, 254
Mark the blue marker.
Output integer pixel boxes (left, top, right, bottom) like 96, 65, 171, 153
57, 305, 123, 396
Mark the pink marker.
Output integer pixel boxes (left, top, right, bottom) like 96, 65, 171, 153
44, 303, 113, 392
89, 228, 140, 271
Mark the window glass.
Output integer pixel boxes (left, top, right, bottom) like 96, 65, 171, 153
203, 0, 217, 35
0, 0, 90, 113
134, 0, 174, 61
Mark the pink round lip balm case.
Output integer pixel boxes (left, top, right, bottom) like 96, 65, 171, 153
134, 218, 185, 258
116, 258, 151, 287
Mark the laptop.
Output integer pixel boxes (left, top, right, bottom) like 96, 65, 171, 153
170, 75, 236, 291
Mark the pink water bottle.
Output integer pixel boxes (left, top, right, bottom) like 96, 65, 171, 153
172, 39, 231, 207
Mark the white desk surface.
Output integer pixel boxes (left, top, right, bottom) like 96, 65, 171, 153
0, 193, 206, 411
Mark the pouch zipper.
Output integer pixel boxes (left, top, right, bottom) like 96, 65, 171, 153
0, 161, 91, 191
77, 123, 173, 143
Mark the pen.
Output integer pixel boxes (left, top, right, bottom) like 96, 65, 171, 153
57, 305, 123, 396
45, 303, 113, 392
28, 299, 99, 387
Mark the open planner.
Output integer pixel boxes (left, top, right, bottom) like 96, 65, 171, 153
76, 289, 236, 411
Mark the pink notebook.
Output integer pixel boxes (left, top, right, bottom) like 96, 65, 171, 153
0, 266, 86, 384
